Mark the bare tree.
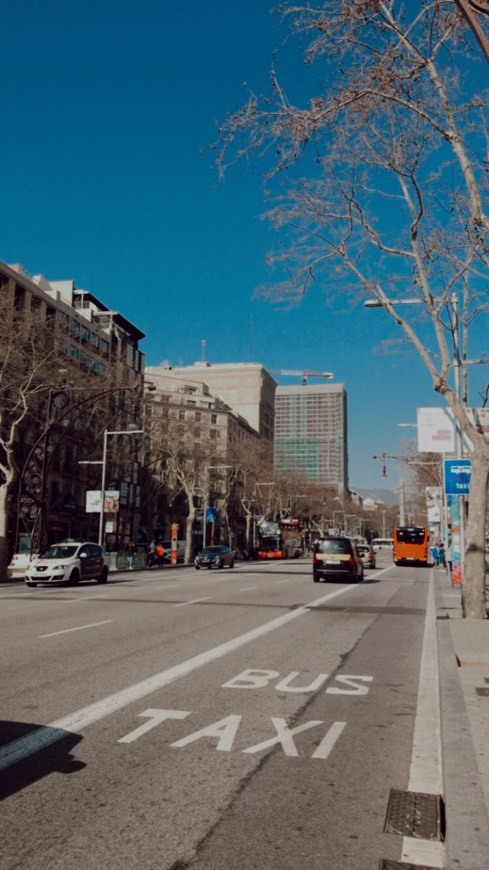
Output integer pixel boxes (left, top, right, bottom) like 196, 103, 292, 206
0, 291, 78, 573
144, 399, 226, 563
216, 2, 489, 617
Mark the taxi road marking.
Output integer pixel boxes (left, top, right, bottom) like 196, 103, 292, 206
40, 619, 113, 638
118, 708, 347, 759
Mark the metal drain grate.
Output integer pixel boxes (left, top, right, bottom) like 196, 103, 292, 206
384, 789, 444, 840
476, 687, 489, 696
379, 861, 441, 869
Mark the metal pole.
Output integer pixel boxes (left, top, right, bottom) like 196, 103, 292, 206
98, 430, 108, 547
451, 292, 466, 577
203, 467, 208, 548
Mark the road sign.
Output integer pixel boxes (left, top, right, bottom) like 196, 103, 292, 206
444, 459, 472, 495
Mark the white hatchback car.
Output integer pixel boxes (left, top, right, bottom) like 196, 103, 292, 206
25, 542, 110, 587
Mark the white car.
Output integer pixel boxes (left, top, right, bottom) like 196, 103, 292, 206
7, 552, 34, 579
25, 542, 109, 587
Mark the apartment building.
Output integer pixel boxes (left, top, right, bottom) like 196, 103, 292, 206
274, 383, 349, 497
142, 369, 262, 549
1, 260, 145, 553
146, 362, 276, 443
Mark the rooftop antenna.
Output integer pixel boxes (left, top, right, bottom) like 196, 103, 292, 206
201, 339, 206, 362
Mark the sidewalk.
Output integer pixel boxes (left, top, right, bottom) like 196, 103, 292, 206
435, 568, 489, 868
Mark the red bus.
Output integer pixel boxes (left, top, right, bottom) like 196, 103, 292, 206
393, 526, 429, 566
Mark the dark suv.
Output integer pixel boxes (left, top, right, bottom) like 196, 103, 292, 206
313, 537, 364, 583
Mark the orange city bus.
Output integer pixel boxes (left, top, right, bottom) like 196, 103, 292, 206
393, 526, 429, 566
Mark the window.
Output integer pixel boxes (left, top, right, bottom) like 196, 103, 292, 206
81, 326, 90, 344
72, 320, 80, 337
211, 414, 217, 424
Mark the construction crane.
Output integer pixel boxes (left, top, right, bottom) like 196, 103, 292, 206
270, 369, 334, 385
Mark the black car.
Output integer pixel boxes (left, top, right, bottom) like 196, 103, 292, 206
195, 545, 235, 570
313, 536, 364, 583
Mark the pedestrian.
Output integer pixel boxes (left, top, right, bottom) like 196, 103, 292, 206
126, 540, 137, 569
155, 542, 165, 567
431, 544, 439, 566
438, 543, 446, 569
147, 539, 156, 568
446, 540, 452, 574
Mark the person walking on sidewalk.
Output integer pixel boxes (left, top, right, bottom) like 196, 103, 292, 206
431, 543, 439, 566
438, 543, 446, 569
126, 540, 137, 569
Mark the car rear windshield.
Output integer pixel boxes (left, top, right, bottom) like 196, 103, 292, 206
315, 539, 351, 554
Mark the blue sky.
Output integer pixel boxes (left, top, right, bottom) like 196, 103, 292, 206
2, 1, 487, 492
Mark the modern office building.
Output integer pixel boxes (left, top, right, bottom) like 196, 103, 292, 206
145, 362, 276, 443
274, 383, 348, 496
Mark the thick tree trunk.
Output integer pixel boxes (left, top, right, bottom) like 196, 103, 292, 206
184, 510, 195, 564
462, 443, 489, 619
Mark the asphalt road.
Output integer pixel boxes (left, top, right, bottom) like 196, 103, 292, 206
0, 554, 439, 869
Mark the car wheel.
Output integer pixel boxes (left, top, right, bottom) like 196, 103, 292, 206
229, 560, 235, 568
195, 565, 200, 570
217, 559, 224, 569
68, 569, 80, 586
313, 573, 320, 582
26, 582, 37, 587
97, 566, 109, 584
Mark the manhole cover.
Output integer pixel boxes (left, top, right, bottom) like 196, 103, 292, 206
384, 789, 444, 840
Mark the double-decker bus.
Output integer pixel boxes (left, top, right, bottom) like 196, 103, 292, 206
393, 526, 429, 566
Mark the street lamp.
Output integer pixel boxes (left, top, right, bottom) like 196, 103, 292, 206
203, 464, 233, 548
98, 428, 143, 547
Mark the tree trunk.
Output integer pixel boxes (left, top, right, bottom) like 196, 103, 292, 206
184, 509, 195, 564
462, 442, 489, 619
0, 483, 9, 577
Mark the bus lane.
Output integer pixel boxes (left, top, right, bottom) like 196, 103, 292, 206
1, 563, 430, 869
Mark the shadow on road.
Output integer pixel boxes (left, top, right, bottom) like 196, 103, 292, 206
0, 720, 85, 800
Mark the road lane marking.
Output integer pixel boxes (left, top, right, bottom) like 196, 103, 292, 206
173, 597, 211, 608
401, 569, 445, 869
239, 586, 258, 592
0, 583, 355, 772
40, 620, 113, 638
68, 595, 110, 603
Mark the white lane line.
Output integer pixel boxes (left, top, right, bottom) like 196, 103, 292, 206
0, 583, 355, 772
276, 579, 291, 584
68, 595, 110, 603
173, 597, 211, 608
40, 620, 113, 638
401, 569, 445, 869
240, 586, 258, 592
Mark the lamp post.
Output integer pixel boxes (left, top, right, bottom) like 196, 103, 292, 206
98, 428, 143, 547
203, 464, 233, 548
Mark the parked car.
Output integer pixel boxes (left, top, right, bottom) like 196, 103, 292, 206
25, 542, 109, 587
7, 552, 34, 579
159, 540, 187, 563
357, 544, 376, 569
313, 536, 364, 583
194, 545, 235, 570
